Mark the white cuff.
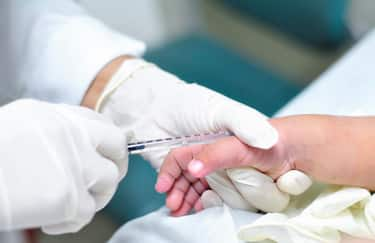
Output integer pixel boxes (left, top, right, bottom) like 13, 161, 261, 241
95, 59, 154, 111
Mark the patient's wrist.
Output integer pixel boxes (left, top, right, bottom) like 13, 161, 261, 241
81, 55, 134, 109
269, 117, 304, 171
269, 115, 332, 176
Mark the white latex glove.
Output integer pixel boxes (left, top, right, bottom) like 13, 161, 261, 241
96, 59, 277, 167
96, 59, 310, 212
238, 186, 375, 243
203, 169, 312, 213
0, 99, 127, 234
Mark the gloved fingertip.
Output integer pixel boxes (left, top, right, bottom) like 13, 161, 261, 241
252, 124, 279, 149
42, 222, 84, 235
277, 170, 312, 195
235, 121, 278, 149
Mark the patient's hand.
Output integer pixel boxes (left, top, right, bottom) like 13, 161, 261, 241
154, 144, 211, 216
155, 115, 333, 215
155, 134, 295, 216
157, 115, 375, 216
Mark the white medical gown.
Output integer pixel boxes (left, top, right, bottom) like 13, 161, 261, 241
109, 206, 261, 243
0, 1, 144, 241
0, 0, 145, 106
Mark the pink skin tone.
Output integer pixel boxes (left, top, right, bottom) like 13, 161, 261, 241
155, 135, 291, 216
155, 117, 293, 216
155, 115, 375, 216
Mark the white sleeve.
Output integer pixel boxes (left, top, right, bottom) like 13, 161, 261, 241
1, 0, 145, 105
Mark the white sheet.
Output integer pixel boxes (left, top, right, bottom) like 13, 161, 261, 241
109, 206, 261, 243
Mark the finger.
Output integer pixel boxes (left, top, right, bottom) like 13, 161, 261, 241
182, 170, 200, 184
184, 186, 201, 206
57, 105, 128, 180
166, 176, 190, 211
191, 179, 209, 212
216, 101, 278, 149
187, 137, 255, 178
191, 178, 209, 195
92, 122, 128, 180
156, 144, 203, 193
205, 170, 256, 211
171, 186, 200, 216
194, 199, 204, 212
227, 168, 289, 212
86, 156, 120, 210
276, 170, 312, 195
171, 201, 193, 217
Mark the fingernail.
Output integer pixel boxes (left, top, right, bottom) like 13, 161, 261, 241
188, 160, 204, 175
155, 175, 170, 193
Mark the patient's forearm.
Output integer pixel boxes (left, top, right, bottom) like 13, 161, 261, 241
272, 115, 375, 189
81, 55, 133, 109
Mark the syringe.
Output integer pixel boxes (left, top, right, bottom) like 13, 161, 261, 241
128, 131, 232, 155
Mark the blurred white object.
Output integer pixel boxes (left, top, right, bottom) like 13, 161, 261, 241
0, 100, 127, 234
277, 30, 375, 117
0, 0, 145, 106
239, 186, 375, 242
80, 0, 202, 47
226, 168, 291, 212
347, 0, 375, 39
204, 170, 258, 212
276, 170, 313, 196
0, 231, 27, 243
204, 169, 312, 213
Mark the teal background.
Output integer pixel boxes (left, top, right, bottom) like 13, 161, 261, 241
220, 0, 350, 48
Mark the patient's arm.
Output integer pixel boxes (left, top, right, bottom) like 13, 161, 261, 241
272, 115, 375, 189
156, 115, 375, 215
154, 144, 211, 216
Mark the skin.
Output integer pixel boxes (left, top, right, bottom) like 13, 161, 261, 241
156, 115, 375, 216
81, 55, 133, 108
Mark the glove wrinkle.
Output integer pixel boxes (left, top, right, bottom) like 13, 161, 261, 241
98, 59, 279, 169
0, 99, 127, 234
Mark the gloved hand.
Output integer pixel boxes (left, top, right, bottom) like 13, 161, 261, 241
96, 59, 277, 168
0, 99, 127, 234
202, 169, 312, 212
96, 59, 309, 213
157, 136, 312, 215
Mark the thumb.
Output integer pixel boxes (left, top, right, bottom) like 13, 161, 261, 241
188, 136, 267, 178
276, 170, 313, 195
